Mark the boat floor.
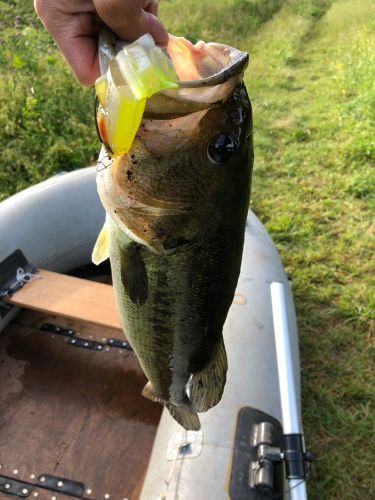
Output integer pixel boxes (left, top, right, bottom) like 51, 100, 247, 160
0, 300, 162, 499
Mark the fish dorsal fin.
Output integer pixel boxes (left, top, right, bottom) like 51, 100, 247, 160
92, 222, 110, 265
189, 336, 227, 413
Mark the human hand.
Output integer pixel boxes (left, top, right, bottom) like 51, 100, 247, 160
34, 0, 168, 85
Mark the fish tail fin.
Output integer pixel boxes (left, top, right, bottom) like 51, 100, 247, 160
166, 402, 201, 431
142, 381, 201, 431
189, 336, 227, 413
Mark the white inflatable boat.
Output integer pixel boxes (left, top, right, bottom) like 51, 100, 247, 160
0, 168, 309, 499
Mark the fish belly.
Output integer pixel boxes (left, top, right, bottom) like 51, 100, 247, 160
108, 217, 244, 429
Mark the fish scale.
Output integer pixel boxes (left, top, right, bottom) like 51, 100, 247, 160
95, 32, 253, 430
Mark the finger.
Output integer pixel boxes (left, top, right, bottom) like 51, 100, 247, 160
53, 12, 102, 85
58, 31, 100, 85
93, 0, 168, 46
140, 10, 169, 46
143, 0, 159, 16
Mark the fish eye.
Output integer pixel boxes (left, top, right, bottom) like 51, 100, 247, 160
207, 133, 236, 165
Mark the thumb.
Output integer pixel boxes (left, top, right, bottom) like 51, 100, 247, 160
93, 0, 168, 46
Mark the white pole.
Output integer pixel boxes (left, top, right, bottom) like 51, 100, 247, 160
270, 281, 307, 500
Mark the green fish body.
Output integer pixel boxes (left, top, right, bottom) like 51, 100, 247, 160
95, 36, 253, 430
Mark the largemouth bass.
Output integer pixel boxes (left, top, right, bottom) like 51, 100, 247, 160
94, 31, 253, 430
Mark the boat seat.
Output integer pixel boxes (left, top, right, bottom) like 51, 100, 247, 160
4, 269, 122, 331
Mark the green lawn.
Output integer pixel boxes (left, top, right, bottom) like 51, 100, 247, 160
0, 0, 97, 199
1, 1, 374, 498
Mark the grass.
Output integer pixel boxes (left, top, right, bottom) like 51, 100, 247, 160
1, 0, 374, 498
230, 1, 375, 497
0, 0, 97, 201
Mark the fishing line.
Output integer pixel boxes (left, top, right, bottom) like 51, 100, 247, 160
250, 448, 314, 498
281, 479, 307, 496
158, 428, 188, 500
278, 457, 314, 498
96, 153, 114, 172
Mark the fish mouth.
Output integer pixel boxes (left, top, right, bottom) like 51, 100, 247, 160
98, 28, 248, 86
167, 35, 249, 88
148, 36, 248, 118
98, 28, 249, 117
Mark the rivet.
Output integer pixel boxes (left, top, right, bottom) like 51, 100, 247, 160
5, 484, 11, 489
97, 346, 103, 350
22, 489, 29, 494
105, 347, 110, 352
109, 339, 114, 344
102, 338, 107, 342
76, 332, 81, 337
40, 476, 46, 483
84, 342, 89, 347
33, 493, 39, 498
57, 481, 64, 487
71, 339, 76, 344
51, 496, 57, 500
30, 474, 36, 479
0, 464, 2, 469
89, 335, 93, 339
86, 489, 92, 495
13, 469, 19, 474
119, 350, 123, 354
104, 494, 110, 499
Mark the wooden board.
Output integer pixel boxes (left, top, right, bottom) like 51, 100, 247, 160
5, 270, 122, 331
0, 311, 162, 500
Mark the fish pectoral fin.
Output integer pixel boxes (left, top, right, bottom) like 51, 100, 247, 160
121, 243, 148, 305
189, 336, 228, 413
92, 222, 110, 265
166, 402, 201, 431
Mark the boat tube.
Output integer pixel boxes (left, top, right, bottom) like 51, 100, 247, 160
0, 167, 307, 499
